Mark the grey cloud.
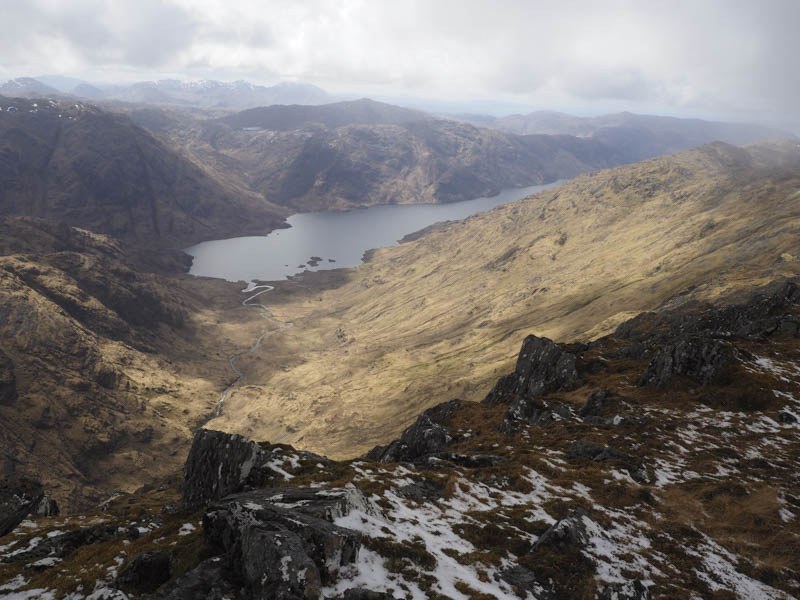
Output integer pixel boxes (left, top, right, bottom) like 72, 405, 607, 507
1, 0, 799, 125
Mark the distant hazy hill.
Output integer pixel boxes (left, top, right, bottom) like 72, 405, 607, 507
111, 79, 331, 109
2, 76, 333, 109
166, 98, 628, 211
0, 77, 61, 98
0, 96, 286, 246
219, 97, 428, 130
481, 110, 793, 160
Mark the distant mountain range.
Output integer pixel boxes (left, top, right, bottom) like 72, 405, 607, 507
470, 110, 793, 161
0, 76, 332, 109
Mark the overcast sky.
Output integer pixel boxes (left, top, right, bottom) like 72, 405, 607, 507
2, 0, 798, 126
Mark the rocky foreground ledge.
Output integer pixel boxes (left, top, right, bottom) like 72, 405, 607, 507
1, 280, 799, 599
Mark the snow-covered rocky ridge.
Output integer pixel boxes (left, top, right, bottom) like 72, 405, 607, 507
1, 279, 799, 599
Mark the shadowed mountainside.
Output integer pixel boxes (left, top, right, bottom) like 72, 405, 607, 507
0, 96, 287, 247
0, 217, 252, 510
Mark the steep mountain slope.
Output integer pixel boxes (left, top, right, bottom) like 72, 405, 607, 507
2, 279, 798, 599
0, 217, 261, 510
204, 141, 800, 459
167, 99, 627, 212
0, 96, 286, 246
484, 110, 792, 161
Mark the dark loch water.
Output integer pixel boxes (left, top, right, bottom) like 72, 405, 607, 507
185, 182, 561, 282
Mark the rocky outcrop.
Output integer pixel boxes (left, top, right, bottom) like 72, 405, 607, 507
0, 476, 44, 536
482, 335, 581, 432
599, 580, 652, 600
33, 495, 59, 517
182, 429, 330, 511
500, 397, 573, 433
114, 550, 172, 594
639, 338, 733, 387
366, 399, 462, 463
533, 508, 593, 552
201, 488, 366, 599
182, 429, 267, 510
484, 335, 581, 405
0, 349, 16, 405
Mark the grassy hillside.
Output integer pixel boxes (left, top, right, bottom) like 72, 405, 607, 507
205, 141, 800, 458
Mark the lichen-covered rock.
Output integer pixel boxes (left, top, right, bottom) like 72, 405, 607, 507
182, 429, 266, 510
639, 338, 733, 387
533, 508, 593, 551
114, 550, 172, 594
483, 335, 581, 405
0, 476, 44, 537
366, 399, 462, 463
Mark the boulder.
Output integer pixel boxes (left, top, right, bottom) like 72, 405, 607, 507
114, 550, 172, 594
498, 565, 554, 599
0, 476, 44, 537
639, 338, 733, 387
366, 399, 462, 463
483, 335, 581, 405
598, 579, 652, 600
533, 509, 592, 552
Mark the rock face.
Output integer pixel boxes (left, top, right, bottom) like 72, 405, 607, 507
158, 487, 370, 600
182, 429, 329, 511
482, 335, 581, 432
484, 335, 581, 404
182, 429, 266, 510
366, 399, 462, 463
0, 349, 16, 406
639, 338, 733, 387
114, 550, 172, 594
0, 476, 44, 536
